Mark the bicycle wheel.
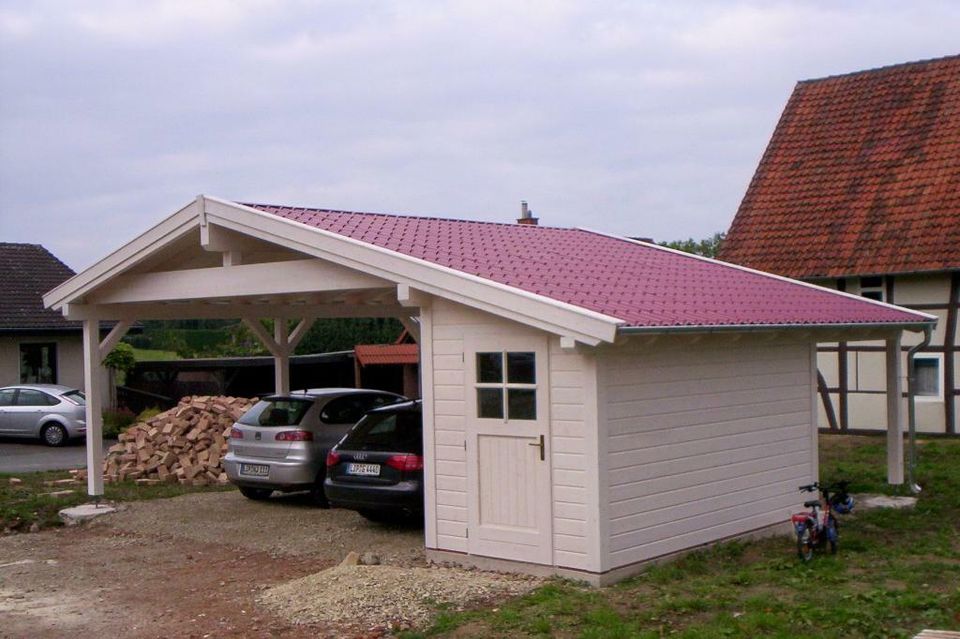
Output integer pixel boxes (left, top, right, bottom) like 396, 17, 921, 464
797, 527, 814, 561
827, 517, 838, 554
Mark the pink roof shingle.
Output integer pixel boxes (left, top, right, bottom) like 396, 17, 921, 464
243, 203, 930, 330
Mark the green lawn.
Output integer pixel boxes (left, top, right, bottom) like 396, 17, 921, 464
1, 470, 233, 532
130, 347, 181, 361
404, 435, 960, 639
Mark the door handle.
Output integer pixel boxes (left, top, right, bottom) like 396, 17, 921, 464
528, 434, 545, 461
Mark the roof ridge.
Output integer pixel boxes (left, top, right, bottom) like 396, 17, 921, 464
798, 52, 960, 85
239, 202, 571, 231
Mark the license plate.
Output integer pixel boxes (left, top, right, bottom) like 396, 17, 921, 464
346, 463, 380, 476
240, 463, 269, 477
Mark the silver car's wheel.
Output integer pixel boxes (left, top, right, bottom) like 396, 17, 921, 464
41, 423, 68, 447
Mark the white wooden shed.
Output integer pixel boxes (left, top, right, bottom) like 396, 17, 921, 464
44, 196, 935, 585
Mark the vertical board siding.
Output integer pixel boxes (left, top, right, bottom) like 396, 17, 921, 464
599, 337, 813, 570
427, 298, 599, 571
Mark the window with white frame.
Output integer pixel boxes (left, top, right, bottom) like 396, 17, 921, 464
859, 276, 885, 302
914, 356, 942, 399
475, 351, 537, 420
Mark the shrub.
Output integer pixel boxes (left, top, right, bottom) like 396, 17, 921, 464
102, 407, 136, 438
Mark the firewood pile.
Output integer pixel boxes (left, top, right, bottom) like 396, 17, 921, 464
97, 395, 257, 486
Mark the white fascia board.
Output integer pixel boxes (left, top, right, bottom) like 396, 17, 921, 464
578, 227, 939, 328
44, 199, 202, 311
203, 197, 622, 344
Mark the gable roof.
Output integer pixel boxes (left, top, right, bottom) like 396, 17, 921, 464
720, 54, 960, 279
44, 196, 934, 341
0, 242, 81, 332
244, 202, 931, 331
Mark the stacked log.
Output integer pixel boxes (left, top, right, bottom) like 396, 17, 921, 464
100, 395, 257, 486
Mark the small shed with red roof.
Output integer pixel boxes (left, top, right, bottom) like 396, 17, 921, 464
44, 196, 933, 584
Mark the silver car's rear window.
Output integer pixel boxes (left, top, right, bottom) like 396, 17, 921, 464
239, 399, 313, 427
62, 390, 86, 406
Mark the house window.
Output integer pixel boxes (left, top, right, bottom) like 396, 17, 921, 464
914, 356, 941, 399
859, 276, 884, 302
475, 351, 537, 420
19, 343, 57, 384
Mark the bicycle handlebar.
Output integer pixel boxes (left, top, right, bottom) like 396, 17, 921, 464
798, 482, 819, 492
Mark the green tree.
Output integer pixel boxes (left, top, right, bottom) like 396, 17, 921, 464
659, 232, 725, 258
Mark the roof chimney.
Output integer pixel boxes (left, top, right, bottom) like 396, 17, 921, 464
517, 200, 539, 226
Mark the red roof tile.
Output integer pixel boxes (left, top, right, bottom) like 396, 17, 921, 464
720, 54, 960, 279
242, 203, 929, 330
354, 343, 419, 366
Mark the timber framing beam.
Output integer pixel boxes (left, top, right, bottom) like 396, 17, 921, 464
87, 259, 388, 305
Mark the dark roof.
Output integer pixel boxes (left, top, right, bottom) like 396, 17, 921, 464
0, 243, 80, 332
719, 54, 960, 279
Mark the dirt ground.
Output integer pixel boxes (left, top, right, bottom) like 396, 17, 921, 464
0, 490, 426, 638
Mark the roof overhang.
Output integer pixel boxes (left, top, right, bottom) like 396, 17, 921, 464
43, 196, 622, 346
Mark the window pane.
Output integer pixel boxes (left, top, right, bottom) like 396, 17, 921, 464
476, 353, 503, 383
860, 276, 883, 288
861, 290, 883, 301
507, 389, 536, 420
477, 388, 504, 419
16, 390, 51, 407
0, 389, 15, 406
19, 343, 57, 384
507, 352, 536, 384
915, 359, 939, 396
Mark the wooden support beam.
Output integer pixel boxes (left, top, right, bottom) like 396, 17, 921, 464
83, 318, 105, 497
98, 320, 133, 362
398, 316, 420, 342
64, 302, 404, 321
274, 318, 290, 394
886, 334, 904, 485
88, 259, 387, 304
287, 318, 316, 352
242, 318, 284, 357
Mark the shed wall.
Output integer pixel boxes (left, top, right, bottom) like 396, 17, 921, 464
424, 298, 600, 571
597, 336, 815, 571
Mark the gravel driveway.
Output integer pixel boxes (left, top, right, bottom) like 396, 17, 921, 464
103, 491, 427, 566
0, 490, 427, 638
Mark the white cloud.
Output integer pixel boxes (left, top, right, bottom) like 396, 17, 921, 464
1, 1, 959, 269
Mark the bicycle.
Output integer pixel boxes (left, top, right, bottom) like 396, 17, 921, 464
791, 481, 854, 561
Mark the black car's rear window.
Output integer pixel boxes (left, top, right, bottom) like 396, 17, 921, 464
239, 399, 313, 427
340, 411, 422, 453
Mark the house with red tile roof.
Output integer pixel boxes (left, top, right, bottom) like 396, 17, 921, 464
42, 195, 932, 583
0, 243, 110, 407
720, 54, 960, 435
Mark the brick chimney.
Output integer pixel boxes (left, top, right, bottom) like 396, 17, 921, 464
517, 200, 539, 225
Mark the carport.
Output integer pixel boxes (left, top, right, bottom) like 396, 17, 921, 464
44, 195, 935, 584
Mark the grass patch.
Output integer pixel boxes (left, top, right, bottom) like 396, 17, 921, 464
131, 347, 180, 361
1, 469, 233, 532
404, 435, 960, 638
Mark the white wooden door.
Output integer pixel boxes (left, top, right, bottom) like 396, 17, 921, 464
466, 335, 552, 565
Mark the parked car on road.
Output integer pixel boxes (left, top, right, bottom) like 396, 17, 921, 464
324, 399, 423, 522
223, 388, 404, 505
0, 384, 87, 446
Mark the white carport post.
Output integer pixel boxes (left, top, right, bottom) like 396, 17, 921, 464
274, 318, 290, 395
82, 317, 105, 497
886, 333, 905, 485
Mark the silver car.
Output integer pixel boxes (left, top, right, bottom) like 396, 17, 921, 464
0, 384, 87, 446
223, 388, 404, 505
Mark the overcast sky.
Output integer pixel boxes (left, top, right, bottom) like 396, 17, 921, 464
1, 1, 958, 271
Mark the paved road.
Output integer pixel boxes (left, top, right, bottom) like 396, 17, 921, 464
0, 438, 116, 474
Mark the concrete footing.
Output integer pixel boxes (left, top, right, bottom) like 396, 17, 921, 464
58, 502, 118, 526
